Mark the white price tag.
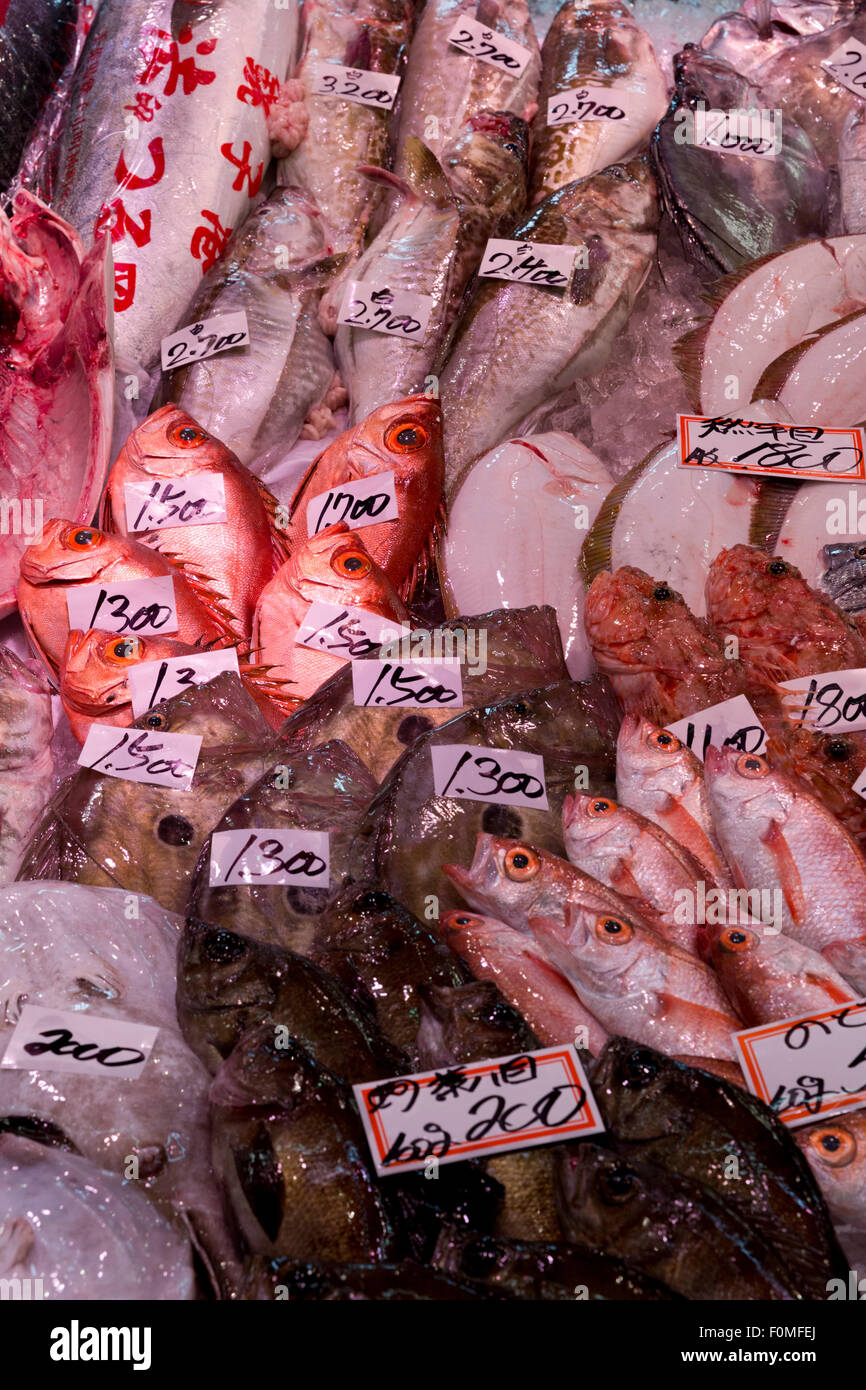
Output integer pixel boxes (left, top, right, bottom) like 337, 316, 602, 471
693, 107, 780, 158
430, 743, 548, 808
295, 600, 405, 662
352, 658, 463, 709
735, 1000, 866, 1127
161, 310, 249, 373
679, 415, 866, 482
1, 1005, 158, 1079
337, 280, 434, 341
124, 473, 228, 532
307, 472, 399, 537
478, 237, 577, 289
128, 647, 240, 718
208, 829, 330, 887
313, 63, 401, 109
447, 17, 532, 75
854, 764, 866, 801
66, 576, 178, 637
666, 695, 767, 764
547, 85, 630, 127
354, 1044, 604, 1175
778, 667, 866, 735
78, 723, 202, 789
823, 38, 866, 99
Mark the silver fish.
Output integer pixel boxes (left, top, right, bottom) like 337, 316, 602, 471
821, 540, 866, 612
0, 649, 53, 884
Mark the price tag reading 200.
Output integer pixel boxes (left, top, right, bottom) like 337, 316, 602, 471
431, 744, 548, 808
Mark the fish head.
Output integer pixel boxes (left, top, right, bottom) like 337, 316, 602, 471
443, 111, 529, 214
797, 1112, 866, 1228
59, 630, 194, 714
340, 395, 444, 489
704, 745, 793, 827
563, 790, 630, 852
415, 980, 536, 1066
0, 645, 52, 763
616, 714, 696, 792
18, 520, 120, 585
767, 728, 866, 839
673, 43, 754, 109
113, 404, 234, 481
290, 523, 405, 611
544, 901, 648, 994
553, 158, 659, 238
556, 1143, 662, 1249
178, 919, 284, 1064
209, 1023, 316, 1113
135, 669, 273, 749
243, 185, 333, 274
584, 567, 698, 674
590, 1038, 690, 1140
705, 544, 809, 628
480, 680, 607, 757
442, 834, 557, 929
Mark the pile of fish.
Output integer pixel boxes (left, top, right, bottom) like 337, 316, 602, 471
2, 0, 866, 1302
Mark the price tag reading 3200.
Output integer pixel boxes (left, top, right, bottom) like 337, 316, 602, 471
431, 744, 548, 808
313, 64, 401, 109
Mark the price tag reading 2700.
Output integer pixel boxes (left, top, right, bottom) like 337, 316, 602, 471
431, 744, 548, 808
66, 576, 178, 637
478, 238, 577, 290
447, 17, 532, 75
337, 281, 434, 342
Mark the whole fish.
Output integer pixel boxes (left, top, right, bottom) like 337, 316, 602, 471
0, 648, 53, 882
438, 160, 659, 498
352, 678, 621, 922
584, 566, 752, 724
251, 523, 409, 713
700, 918, 857, 1024
797, 1110, 866, 1235
615, 714, 734, 887
279, 396, 445, 603
431, 1230, 676, 1299
840, 105, 866, 233
821, 539, 866, 614
0, 193, 113, 618
392, 0, 540, 175
440, 433, 613, 679
101, 405, 287, 648
700, 0, 854, 76
330, 120, 529, 425
16, 672, 276, 916
0, 1135, 195, 1300
160, 187, 341, 467
531, 0, 667, 204
209, 1026, 397, 1261
704, 745, 866, 989
17, 519, 231, 679
242, 1257, 498, 1300
439, 907, 608, 1051
48, 0, 300, 376
590, 1037, 851, 1299
753, 13, 866, 164
278, 0, 415, 256
280, 605, 570, 784
187, 740, 378, 955
0, 0, 78, 192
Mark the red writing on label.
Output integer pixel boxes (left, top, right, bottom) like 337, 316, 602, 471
137, 24, 217, 98
114, 138, 166, 192
237, 57, 281, 113
220, 140, 264, 196
95, 199, 152, 248
124, 90, 163, 123
113, 264, 137, 314
190, 210, 232, 273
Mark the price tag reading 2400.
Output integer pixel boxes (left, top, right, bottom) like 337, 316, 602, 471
209, 829, 330, 888
735, 1000, 866, 1126
431, 744, 548, 808
66, 576, 178, 637
337, 281, 434, 342
478, 238, 577, 290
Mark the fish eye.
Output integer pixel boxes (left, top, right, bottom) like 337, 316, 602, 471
331, 547, 372, 579
587, 797, 616, 818
449, 913, 480, 928
385, 421, 429, 453
504, 141, 522, 157
767, 559, 788, 575
104, 638, 140, 664
157, 815, 194, 846
65, 527, 103, 550
649, 729, 679, 753
598, 1165, 639, 1204
352, 890, 391, 913
736, 754, 769, 777
503, 846, 539, 881
145, 711, 168, 729
825, 739, 853, 762
202, 929, 247, 965
511, 699, 532, 717
721, 927, 754, 952
857, 545, 866, 559
622, 1048, 660, 1087
168, 422, 208, 447
652, 585, 673, 601
805, 1125, 856, 1167
594, 915, 633, 944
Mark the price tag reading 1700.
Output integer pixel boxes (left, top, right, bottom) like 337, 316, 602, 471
66, 576, 178, 637
431, 743, 548, 808
337, 281, 434, 342
307, 471, 399, 537
447, 17, 532, 75
735, 1000, 866, 1126
313, 64, 401, 109
478, 238, 577, 290
208, 829, 330, 887
161, 310, 249, 373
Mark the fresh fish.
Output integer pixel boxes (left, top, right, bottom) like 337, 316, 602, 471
584, 566, 751, 724
209, 1026, 397, 1261
250, 523, 409, 712
438, 160, 658, 498
840, 105, 866, 233
17, 519, 231, 679
0, 193, 113, 618
241, 1256, 498, 1300
753, 14, 866, 164
615, 714, 734, 887
766, 724, 866, 850
16, 672, 276, 916
652, 47, 826, 275
590, 1037, 851, 1299
187, 740, 378, 955
352, 678, 621, 921
330, 120, 529, 425
704, 745, 866, 988
0, 648, 53, 883
440, 433, 613, 678
821, 540, 866, 613
772, 478, 866, 594
278, 0, 415, 256
101, 405, 287, 649
279, 396, 445, 603
280, 605, 570, 784
701, 0, 854, 77
700, 919, 857, 1024
752, 308, 866, 423
530, 0, 667, 204
431, 1229, 677, 1299
392, 0, 540, 176
797, 1110, 866, 1235
48, 0, 300, 377
159, 188, 340, 467
439, 908, 608, 1051
0, 1135, 195, 1300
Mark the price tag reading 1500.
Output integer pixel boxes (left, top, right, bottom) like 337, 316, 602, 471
431, 744, 548, 808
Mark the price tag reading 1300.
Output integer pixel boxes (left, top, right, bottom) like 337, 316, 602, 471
431, 744, 548, 808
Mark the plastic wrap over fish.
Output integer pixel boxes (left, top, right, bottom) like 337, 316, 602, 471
0, 0, 78, 192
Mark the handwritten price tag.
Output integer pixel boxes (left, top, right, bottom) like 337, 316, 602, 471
127, 648, 240, 718
447, 17, 532, 75
854, 764, 866, 801
779, 667, 866, 735
679, 416, 866, 482
295, 600, 405, 662
478, 238, 577, 289
666, 694, 767, 764
693, 107, 780, 158
124, 474, 228, 532
823, 37, 866, 99
431, 743, 548, 808
735, 1000, 866, 1126
337, 280, 434, 342
161, 310, 249, 373
78, 723, 202, 789
354, 1044, 604, 1175
547, 85, 629, 126
307, 471, 399, 537
352, 658, 463, 709
208, 829, 330, 887
313, 64, 401, 109
1, 1005, 158, 1079
66, 576, 178, 637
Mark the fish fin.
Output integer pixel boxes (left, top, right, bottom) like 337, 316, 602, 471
580, 439, 675, 588
99, 484, 117, 534
251, 473, 291, 565
401, 494, 446, 603
18, 606, 60, 683
144, 541, 244, 641
286, 447, 328, 522
760, 819, 805, 924
749, 479, 801, 551
658, 994, 738, 1044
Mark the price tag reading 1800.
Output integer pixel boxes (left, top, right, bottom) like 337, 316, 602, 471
66, 576, 178, 637
779, 668, 866, 735
735, 1000, 866, 1126
431, 744, 548, 808
78, 723, 202, 789
337, 281, 434, 342
208, 829, 330, 888
447, 17, 532, 75
313, 64, 401, 109
822, 37, 866, 99
478, 239, 577, 290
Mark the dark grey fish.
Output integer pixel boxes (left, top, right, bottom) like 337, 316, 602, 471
431, 1230, 679, 1299
0, 0, 77, 191
241, 1256, 503, 1300
821, 540, 866, 612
